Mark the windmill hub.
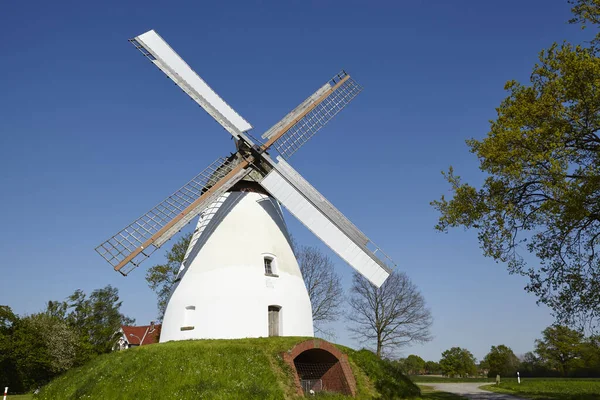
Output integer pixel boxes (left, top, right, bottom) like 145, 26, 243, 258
96, 30, 396, 341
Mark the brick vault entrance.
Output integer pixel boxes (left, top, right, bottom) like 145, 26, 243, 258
282, 339, 356, 396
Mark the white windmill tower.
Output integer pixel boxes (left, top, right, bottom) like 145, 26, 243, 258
96, 30, 396, 342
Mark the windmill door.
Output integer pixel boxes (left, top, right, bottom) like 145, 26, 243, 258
268, 306, 280, 337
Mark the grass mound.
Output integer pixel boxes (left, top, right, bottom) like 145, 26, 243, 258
36, 337, 420, 399
340, 347, 421, 399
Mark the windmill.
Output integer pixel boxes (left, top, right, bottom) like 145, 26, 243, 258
96, 30, 396, 341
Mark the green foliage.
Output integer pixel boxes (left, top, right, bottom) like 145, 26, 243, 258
535, 325, 586, 376
48, 285, 134, 360
515, 326, 600, 378
580, 336, 600, 375
341, 347, 422, 399
11, 313, 78, 390
0, 287, 133, 393
403, 355, 426, 375
431, 1, 600, 328
483, 344, 520, 377
145, 232, 192, 320
424, 361, 442, 375
569, 0, 600, 40
432, 39, 600, 327
482, 377, 600, 400
520, 351, 556, 377
439, 347, 477, 378
36, 338, 415, 399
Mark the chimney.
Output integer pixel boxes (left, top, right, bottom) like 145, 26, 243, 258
149, 321, 155, 332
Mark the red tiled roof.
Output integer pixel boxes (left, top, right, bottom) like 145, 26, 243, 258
121, 324, 161, 345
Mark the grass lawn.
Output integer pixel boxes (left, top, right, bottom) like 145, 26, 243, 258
482, 378, 600, 400
36, 337, 421, 399
417, 385, 467, 400
8, 395, 33, 400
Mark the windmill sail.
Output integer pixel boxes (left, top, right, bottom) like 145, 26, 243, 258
130, 30, 253, 137
95, 156, 250, 275
262, 71, 362, 159
260, 156, 393, 287
97, 27, 396, 287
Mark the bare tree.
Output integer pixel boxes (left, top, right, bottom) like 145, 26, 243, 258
347, 271, 433, 358
296, 244, 344, 334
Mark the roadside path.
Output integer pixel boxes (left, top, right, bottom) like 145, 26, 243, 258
428, 383, 527, 400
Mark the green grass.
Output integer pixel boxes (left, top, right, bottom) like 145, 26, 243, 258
416, 385, 467, 400
481, 378, 600, 400
35, 337, 420, 399
8, 396, 33, 400
411, 376, 493, 383
339, 346, 421, 399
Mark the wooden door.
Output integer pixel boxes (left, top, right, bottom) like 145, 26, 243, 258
268, 306, 280, 336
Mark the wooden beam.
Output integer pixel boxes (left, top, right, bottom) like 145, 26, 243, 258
261, 75, 350, 150
114, 158, 252, 272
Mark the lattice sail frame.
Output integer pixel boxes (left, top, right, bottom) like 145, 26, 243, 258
96, 65, 370, 275
269, 71, 362, 159
95, 156, 245, 275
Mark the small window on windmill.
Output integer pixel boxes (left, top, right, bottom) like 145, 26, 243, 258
264, 256, 278, 277
180, 305, 195, 331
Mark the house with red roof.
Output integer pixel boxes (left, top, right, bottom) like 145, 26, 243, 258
114, 321, 161, 350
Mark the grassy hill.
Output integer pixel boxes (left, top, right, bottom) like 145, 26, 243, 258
36, 337, 421, 399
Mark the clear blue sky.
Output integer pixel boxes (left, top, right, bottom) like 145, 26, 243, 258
0, 0, 589, 362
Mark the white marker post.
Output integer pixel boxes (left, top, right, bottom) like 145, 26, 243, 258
3, 386, 7, 400
517, 371, 521, 384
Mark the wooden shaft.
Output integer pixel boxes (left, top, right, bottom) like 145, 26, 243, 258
261, 75, 350, 151
114, 158, 251, 272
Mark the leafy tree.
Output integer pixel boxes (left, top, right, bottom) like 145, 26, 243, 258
519, 351, 548, 377
424, 360, 441, 375
295, 244, 343, 334
477, 360, 490, 377
432, 36, 600, 327
404, 354, 426, 375
48, 285, 134, 361
146, 233, 192, 320
483, 344, 520, 377
11, 313, 78, 391
439, 347, 477, 377
535, 325, 584, 376
580, 334, 600, 375
347, 271, 433, 358
0, 306, 20, 391
569, 0, 600, 43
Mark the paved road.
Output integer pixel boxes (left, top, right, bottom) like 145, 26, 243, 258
428, 383, 527, 400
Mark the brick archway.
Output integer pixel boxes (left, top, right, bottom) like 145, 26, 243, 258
282, 339, 356, 396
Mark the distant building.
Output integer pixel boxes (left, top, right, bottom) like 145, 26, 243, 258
114, 322, 161, 350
